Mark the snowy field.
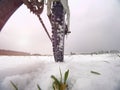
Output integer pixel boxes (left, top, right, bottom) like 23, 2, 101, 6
0, 54, 120, 90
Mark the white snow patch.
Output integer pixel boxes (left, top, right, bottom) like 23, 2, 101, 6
0, 54, 120, 90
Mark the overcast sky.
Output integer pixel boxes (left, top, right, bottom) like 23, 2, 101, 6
0, 0, 120, 55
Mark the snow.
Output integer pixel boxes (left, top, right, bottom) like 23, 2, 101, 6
0, 54, 120, 90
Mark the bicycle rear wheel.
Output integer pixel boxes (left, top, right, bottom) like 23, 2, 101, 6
51, 1, 65, 62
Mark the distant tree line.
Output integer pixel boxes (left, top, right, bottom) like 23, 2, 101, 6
70, 50, 120, 55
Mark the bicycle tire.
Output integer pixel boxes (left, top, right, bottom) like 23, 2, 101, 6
51, 1, 65, 62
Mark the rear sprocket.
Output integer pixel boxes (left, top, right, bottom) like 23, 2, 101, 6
22, 0, 44, 15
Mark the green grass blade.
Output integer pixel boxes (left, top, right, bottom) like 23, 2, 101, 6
64, 70, 69, 84
51, 75, 60, 85
59, 67, 62, 83
52, 82, 56, 90
37, 84, 41, 90
10, 81, 18, 90
91, 71, 101, 75
51, 75, 61, 90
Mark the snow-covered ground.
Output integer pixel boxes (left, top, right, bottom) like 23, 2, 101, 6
0, 54, 120, 90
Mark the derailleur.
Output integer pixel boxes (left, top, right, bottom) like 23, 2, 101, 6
22, 0, 44, 15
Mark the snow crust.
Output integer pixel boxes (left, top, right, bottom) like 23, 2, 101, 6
0, 54, 120, 90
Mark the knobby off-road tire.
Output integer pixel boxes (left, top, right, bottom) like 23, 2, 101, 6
51, 2, 65, 62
